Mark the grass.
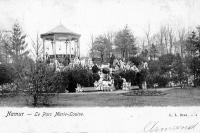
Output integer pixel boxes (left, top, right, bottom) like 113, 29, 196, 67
1, 87, 200, 107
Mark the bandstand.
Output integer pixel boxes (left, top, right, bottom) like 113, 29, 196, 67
40, 24, 81, 65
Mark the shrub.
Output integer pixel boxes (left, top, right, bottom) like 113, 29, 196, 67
118, 70, 137, 85
61, 69, 77, 93
187, 56, 200, 87
28, 62, 60, 106
102, 67, 110, 74
194, 78, 200, 86
135, 69, 148, 89
0, 83, 17, 94
146, 74, 169, 88
0, 64, 15, 85
46, 72, 65, 93
92, 65, 100, 73
129, 56, 146, 67
61, 66, 100, 92
156, 76, 169, 87
92, 73, 100, 82
67, 71, 78, 93
112, 73, 123, 90
113, 69, 147, 89
146, 74, 157, 88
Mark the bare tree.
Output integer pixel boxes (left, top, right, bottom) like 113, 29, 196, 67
104, 32, 114, 59
90, 32, 114, 62
168, 26, 175, 54
177, 28, 186, 57
114, 25, 136, 60
0, 30, 12, 63
152, 30, 164, 56
163, 25, 170, 54
158, 26, 165, 55
29, 33, 43, 61
89, 34, 94, 58
145, 24, 151, 47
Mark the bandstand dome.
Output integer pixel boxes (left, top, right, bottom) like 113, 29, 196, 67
41, 24, 81, 40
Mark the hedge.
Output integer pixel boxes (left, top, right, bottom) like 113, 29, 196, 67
112, 69, 148, 89
61, 67, 100, 92
0, 64, 15, 85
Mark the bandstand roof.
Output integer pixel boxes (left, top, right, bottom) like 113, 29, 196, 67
40, 24, 81, 41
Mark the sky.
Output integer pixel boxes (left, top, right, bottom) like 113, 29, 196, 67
0, 0, 200, 57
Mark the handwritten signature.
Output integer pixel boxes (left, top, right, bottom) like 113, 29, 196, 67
144, 121, 199, 132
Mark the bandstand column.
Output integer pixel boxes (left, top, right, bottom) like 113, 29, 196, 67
53, 35, 56, 60
69, 41, 71, 61
65, 40, 68, 56
51, 39, 56, 60
42, 39, 45, 61
77, 38, 80, 58
75, 39, 78, 57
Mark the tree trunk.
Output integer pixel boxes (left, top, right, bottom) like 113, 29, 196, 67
101, 53, 104, 63
33, 94, 38, 106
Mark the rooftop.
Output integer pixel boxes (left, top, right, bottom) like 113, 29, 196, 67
41, 24, 81, 38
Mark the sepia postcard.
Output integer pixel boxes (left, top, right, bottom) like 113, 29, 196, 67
0, 0, 200, 132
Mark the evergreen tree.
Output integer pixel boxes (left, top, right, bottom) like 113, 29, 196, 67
172, 54, 187, 88
9, 22, 29, 83
186, 27, 200, 86
10, 22, 29, 63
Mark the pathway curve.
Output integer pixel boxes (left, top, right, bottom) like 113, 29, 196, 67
61, 87, 176, 95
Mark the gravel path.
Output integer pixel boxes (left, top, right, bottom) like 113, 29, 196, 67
61, 87, 175, 95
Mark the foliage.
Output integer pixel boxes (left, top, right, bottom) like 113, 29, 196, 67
146, 53, 189, 88
146, 60, 160, 88
0, 83, 17, 94
185, 28, 200, 86
102, 67, 110, 74
0, 64, 15, 85
112, 72, 123, 90
27, 62, 61, 106
109, 54, 115, 68
91, 34, 113, 63
93, 73, 100, 82
186, 30, 200, 57
187, 57, 200, 86
129, 56, 146, 67
146, 61, 169, 88
114, 25, 136, 59
140, 49, 149, 60
9, 22, 29, 63
2, 22, 32, 91
61, 65, 100, 92
146, 56, 172, 88
149, 44, 159, 60
92, 43, 105, 63
159, 53, 176, 74
122, 70, 137, 85
112, 68, 148, 89
0, 31, 11, 63
0, 23, 32, 92
92, 64, 100, 73
172, 54, 188, 87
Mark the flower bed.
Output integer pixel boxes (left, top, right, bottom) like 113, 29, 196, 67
0, 83, 18, 93
121, 90, 166, 96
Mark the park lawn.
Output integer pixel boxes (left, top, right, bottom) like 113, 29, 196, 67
1, 87, 200, 107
